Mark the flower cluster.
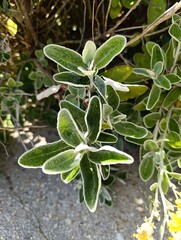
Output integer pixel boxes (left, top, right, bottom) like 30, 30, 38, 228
133, 222, 154, 240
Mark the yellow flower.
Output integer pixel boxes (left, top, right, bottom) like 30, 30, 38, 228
175, 199, 181, 209
168, 210, 181, 233
133, 222, 154, 240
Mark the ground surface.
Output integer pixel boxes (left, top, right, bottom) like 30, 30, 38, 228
0, 128, 152, 240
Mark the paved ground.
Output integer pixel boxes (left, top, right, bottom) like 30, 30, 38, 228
0, 128, 150, 240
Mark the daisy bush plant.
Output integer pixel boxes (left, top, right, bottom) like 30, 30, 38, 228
17, 2, 181, 239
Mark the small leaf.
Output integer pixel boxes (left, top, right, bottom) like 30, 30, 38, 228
143, 140, 159, 151
154, 75, 171, 90
167, 131, 181, 149
80, 154, 101, 212
169, 23, 181, 42
161, 172, 169, 194
168, 172, 181, 180
100, 165, 110, 180
102, 65, 132, 83
7, 78, 16, 88
106, 85, 120, 110
18, 140, 70, 168
163, 87, 181, 109
133, 68, 156, 79
165, 74, 181, 84
82, 40, 96, 64
97, 132, 118, 143
114, 121, 148, 139
146, 84, 161, 110
151, 44, 165, 70
169, 118, 180, 134
178, 159, 181, 168
85, 96, 102, 143
153, 61, 163, 75
53, 72, 90, 87
43, 149, 79, 174
117, 85, 148, 102
143, 112, 161, 128
44, 44, 86, 75
94, 35, 126, 70
139, 156, 154, 181
57, 109, 85, 147
166, 39, 175, 70
60, 100, 87, 132
93, 76, 106, 99
61, 165, 80, 183
147, 0, 166, 24
88, 145, 134, 165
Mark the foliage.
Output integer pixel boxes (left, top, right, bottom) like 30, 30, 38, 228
1, 0, 181, 239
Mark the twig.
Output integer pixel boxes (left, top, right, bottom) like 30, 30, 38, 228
126, 2, 181, 47
0, 125, 47, 131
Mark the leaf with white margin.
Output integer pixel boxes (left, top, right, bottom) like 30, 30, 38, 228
80, 154, 101, 212
36, 85, 60, 100
61, 165, 80, 183
57, 109, 85, 147
44, 44, 86, 76
88, 145, 134, 165
43, 150, 82, 174
103, 77, 129, 92
85, 96, 102, 143
82, 40, 96, 65
93, 35, 126, 70
18, 140, 70, 168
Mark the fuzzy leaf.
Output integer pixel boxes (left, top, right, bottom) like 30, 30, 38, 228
147, 0, 166, 24
165, 74, 181, 84
85, 96, 102, 143
80, 155, 101, 212
102, 65, 132, 83
167, 131, 181, 149
143, 140, 159, 151
133, 68, 156, 79
114, 121, 148, 139
88, 146, 134, 165
106, 85, 120, 110
57, 109, 85, 147
94, 35, 126, 70
153, 61, 163, 75
168, 172, 181, 180
161, 172, 169, 194
146, 84, 161, 110
61, 165, 80, 183
151, 44, 165, 69
60, 100, 87, 132
97, 132, 118, 143
53, 72, 90, 87
117, 85, 148, 102
44, 44, 86, 75
163, 87, 181, 109
169, 23, 181, 42
139, 156, 154, 181
93, 76, 106, 99
100, 165, 110, 180
82, 40, 96, 64
43, 149, 79, 174
143, 112, 161, 128
154, 75, 171, 90
18, 140, 70, 168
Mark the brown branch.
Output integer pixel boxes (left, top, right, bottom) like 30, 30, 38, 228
126, 2, 181, 47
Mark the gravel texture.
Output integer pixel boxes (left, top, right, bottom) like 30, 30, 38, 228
0, 128, 151, 240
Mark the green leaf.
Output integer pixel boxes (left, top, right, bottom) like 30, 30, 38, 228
100, 165, 110, 180
18, 140, 70, 168
60, 100, 87, 132
123, 72, 147, 83
102, 65, 132, 83
93, 76, 106, 99
146, 84, 161, 110
7, 78, 16, 88
43, 149, 79, 174
106, 85, 120, 110
167, 131, 181, 149
169, 23, 181, 42
44, 44, 86, 76
153, 61, 163, 75
85, 96, 102, 143
139, 156, 154, 181
93, 35, 126, 70
53, 72, 90, 87
143, 140, 159, 151
35, 49, 44, 59
178, 159, 181, 168
143, 112, 161, 128
114, 121, 148, 139
147, 0, 166, 24
166, 39, 175, 70
117, 85, 148, 102
169, 118, 180, 134
88, 146, 134, 165
154, 75, 171, 90
133, 68, 156, 79
103, 103, 113, 122
57, 109, 85, 147
163, 87, 181, 109
61, 165, 80, 183
168, 172, 181, 180
146, 41, 156, 55
80, 154, 101, 212
151, 44, 165, 69
82, 40, 96, 64
68, 86, 85, 98
97, 132, 118, 143
165, 74, 181, 84
161, 172, 169, 194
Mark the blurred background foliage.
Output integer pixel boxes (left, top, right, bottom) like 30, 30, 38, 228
0, 0, 178, 143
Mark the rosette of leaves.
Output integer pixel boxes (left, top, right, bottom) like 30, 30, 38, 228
18, 35, 149, 212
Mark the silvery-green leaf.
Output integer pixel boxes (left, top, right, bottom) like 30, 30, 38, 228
82, 40, 96, 64
57, 109, 85, 147
18, 140, 70, 168
36, 85, 60, 100
163, 87, 181, 109
44, 44, 86, 75
151, 44, 165, 70
165, 74, 181, 84
146, 84, 161, 110
100, 165, 110, 180
61, 165, 80, 183
169, 23, 181, 42
42, 149, 79, 174
77, 67, 95, 76
133, 68, 156, 79
88, 145, 134, 165
85, 96, 102, 143
103, 76, 129, 92
106, 85, 120, 110
93, 75, 106, 99
97, 132, 118, 143
153, 61, 163, 75
68, 86, 85, 98
80, 154, 101, 212
53, 72, 90, 87
94, 35, 126, 70
154, 75, 171, 90
143, 112, 161, 128
143, 140, 159, 151
139, 156, 154, 181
